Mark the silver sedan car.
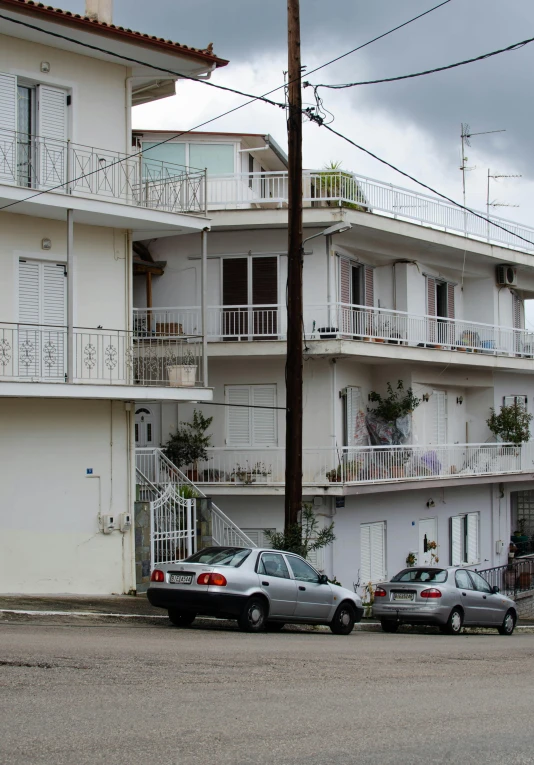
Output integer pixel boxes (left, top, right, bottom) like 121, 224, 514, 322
373, 566, 517, 635
147, 546, 363, 634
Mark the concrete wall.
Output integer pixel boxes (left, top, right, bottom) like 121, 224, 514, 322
0, 399, 135, 594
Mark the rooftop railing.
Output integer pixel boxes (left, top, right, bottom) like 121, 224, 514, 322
207, 170, 534, 253
0, 128, 206, 215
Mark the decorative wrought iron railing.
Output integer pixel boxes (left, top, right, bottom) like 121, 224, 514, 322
0, 128, 206, 214
133, 304, 534, 359
207, 169, 534, 253
476, 557, 534, 597
0, 322, 204, 387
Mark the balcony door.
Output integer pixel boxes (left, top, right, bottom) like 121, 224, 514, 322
427, 277, 455, 346
222, 256, 278, 340
339, 258, 374, 336
18, 259, 66, 379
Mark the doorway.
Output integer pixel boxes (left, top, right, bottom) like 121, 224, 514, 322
135, 407, 156, 448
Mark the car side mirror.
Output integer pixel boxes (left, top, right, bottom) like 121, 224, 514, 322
319, 574, 329, 585
491, 585, 500, 594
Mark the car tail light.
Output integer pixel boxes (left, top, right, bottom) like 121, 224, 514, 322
196, 573, 228, 587
421, 588, 442, 598
151, 569, 165, 582
374, 587, 387, 597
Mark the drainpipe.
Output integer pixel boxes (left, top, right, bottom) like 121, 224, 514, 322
326, 234, 333, 327
201, 228, 209, 387
67, 209, 74, 381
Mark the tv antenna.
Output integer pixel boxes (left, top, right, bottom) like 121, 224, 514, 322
460, 123, 506, 209
486, 169, 521, 237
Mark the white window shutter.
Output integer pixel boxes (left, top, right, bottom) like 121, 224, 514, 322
360, 524, 371, 584
512, 292, 522, 330
37, 85, 67, 190
430, 391, 447, 445
307, 545, 325, 572
226, 386, 251, 446
252, 385, 277, 446
339, 258, 351, 304
241, 529, 275, 547
18, 261, 41, 324
467, 513, 479, 564
450, 516, 462, 565
0, 72, 17, 183
370, 522, 386, 582
345, 386, 366, 447
42, 264, 66, 326
364, 266, 374, 308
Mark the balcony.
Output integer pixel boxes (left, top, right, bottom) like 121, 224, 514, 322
0, 322, 208, 399
180, 442, 534, 491
206, 170, 534, 254
133, 304, 534, 361
0, 128, 206, 215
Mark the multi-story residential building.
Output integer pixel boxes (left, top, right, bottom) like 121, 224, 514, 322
0, 1, 227, 593
133, 128, 534, 590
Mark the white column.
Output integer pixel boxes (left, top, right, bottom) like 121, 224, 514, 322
201, 228, 209, 387
67, 209, 74, 382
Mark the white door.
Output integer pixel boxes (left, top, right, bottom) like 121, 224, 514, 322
419, 518, 438, 566
430, 390, 447, 444
135, 407, 156, 448
36, 85, 67, 191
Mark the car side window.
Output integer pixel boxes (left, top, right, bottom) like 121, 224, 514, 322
258, 553, 290, 579
287, 556, 320, 583
469, 571, 492, 593
455, 570, 474, 590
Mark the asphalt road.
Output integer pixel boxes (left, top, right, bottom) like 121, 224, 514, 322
1, 618, 534, 765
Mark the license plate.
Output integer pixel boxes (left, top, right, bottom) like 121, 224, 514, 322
169, 574, 193, 585
393, 592, 414, 602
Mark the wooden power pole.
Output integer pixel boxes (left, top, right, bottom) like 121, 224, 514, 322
285, 0, 303, 530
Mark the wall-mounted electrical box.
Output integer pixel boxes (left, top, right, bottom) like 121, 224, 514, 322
119, 513, 132, 532
101, 514, 116, 534
496, 540, 504, 555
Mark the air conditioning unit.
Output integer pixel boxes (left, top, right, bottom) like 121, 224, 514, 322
496, 264, 517, 287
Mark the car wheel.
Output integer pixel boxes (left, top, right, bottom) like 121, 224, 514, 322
168, 610, 196, 627
443, 607, 463, 635
265, 622, 285, 632
330, 602, 356, 635
381, 620, 399, 633
237, 597, 267, 632
498, 609, 516, 636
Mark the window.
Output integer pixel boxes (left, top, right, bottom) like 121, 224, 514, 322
469, 571, 492, 593
392, 569, 448, 583
248, 153, 254, 188
185, 547, 251, 566
360, 521, 386, 583
504, 395, 527, 409
242, 529, 275, 548
342, 386, 367, 448
221, 256, 278, 339
287, 556, 320, 583
450, 512, 479, 565
512, 490, 534, 537
455, 570, 474, 590
141, 141, 235, 175
427, 277, 455, 344
339, 258, 373, 308
258, 553, 290, 579
226, 385, 277, 447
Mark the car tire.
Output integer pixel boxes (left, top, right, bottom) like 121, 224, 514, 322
330, 602, 356, 635
168, 610, 196, 627
237, 597, 267, 632
265, 622, 285, 632
381, 620, 399, 633
442, 607, 463, 635
498, 609, 516, 636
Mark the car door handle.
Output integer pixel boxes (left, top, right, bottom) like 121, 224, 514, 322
262, 581, 269, 586
483, 595, 487, 599
462, 592, 467, 596
299, 586, 306, 591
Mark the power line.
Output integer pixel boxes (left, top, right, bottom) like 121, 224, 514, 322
307, 35, 534, 90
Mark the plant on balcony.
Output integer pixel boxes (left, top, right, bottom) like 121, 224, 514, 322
163, 410, 213, 478
264, 504, 335, 560
167, 348, 197, 387
231, 461, 272, 484
487, 401, 532, 445
316, 161, 368, 211
368, 380, 420, 422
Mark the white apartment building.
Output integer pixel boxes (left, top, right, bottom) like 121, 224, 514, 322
0, 1, 226, 593
133, 128, 534, 590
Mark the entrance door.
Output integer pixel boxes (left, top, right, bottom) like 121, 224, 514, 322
419, 518, 438, 566
135, 407, 156, 448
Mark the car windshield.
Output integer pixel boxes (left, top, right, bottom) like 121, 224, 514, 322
391, 568, 448, 583
184, 548, 251, 567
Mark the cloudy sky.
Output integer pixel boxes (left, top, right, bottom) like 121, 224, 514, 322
61, 1, 534, 319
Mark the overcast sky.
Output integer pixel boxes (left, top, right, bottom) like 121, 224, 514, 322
61, 0, 534, 323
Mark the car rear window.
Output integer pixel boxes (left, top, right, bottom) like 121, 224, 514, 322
184, 548, 251, 567
391, 568, 448, 583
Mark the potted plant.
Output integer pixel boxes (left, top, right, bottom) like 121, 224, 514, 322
167, 348, 197, 387
511, 518, 529, 546
406, 552, 417, 567
314, 160, 369, 210
362, 582, 375, 617
487, 401, 533, 448
163, 410, 213, 481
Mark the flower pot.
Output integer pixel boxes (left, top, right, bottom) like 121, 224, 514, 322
518, 572, 532, 589
167, 364, 197, 387
363, 604, 373, 618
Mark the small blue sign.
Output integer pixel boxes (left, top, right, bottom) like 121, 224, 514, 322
86, 468, 93, 475
335, 497, 345, 508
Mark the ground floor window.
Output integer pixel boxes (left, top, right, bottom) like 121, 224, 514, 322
360, 521, 386, 584
241, 529, 275, 548
450, 512, 479, 565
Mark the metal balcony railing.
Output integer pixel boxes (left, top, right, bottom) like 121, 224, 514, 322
206, 170, 534, 253
133, 304, 534, 359
179, 442, 534, 487
0, 322, 205, 387
476, 558, 534, 597
0, 128, 206, 215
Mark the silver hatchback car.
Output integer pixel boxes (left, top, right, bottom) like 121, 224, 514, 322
373, 566, 517, 635
147, 546, 364, 634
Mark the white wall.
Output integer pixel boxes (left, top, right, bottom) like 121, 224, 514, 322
0, 399, 134, 594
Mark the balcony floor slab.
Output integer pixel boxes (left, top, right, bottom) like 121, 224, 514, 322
0, 381, 213, 403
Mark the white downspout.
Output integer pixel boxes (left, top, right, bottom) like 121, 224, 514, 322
66, 209, 74, 381
201, 228, 209, 387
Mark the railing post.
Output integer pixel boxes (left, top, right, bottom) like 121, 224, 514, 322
186, 499, 193, 557
149, 500, 155, 571
66, 139, 71, 195
66, 209, 74, 382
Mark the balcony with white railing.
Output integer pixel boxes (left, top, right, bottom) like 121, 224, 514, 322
133, 304, 534, 361
184, 442, 534, 490
206, 170, 534, 253
0, 322, 206, 389
0, 128, 206, 215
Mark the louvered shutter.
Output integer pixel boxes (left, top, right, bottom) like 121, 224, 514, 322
339, 258, 351, 304
431, 390, 447, 445
36, 85, 67, 191
42, 263, 66, 378
252, 385, 277, 446
370, 522, 386, 581
364, 266, 374, 307
450, 516, 463, 565
307, 545, 325, 572
467, 513, 479, 564
427, 276, 436, 343
0, 72, 17, 183
360, 524, 372, 584
226, 386, 251, 445
512, 292, 522, 329
18, 261, 41, 378
242, 529, 276, 547
222, 258, 248, 337
447, 283, 455, 319
252, 257, 278, 337
344, 386, 365, 447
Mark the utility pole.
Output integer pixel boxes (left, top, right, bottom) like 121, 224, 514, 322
285, 0, 303, 530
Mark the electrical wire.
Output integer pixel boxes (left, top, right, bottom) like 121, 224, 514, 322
307, 35, 534, 90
